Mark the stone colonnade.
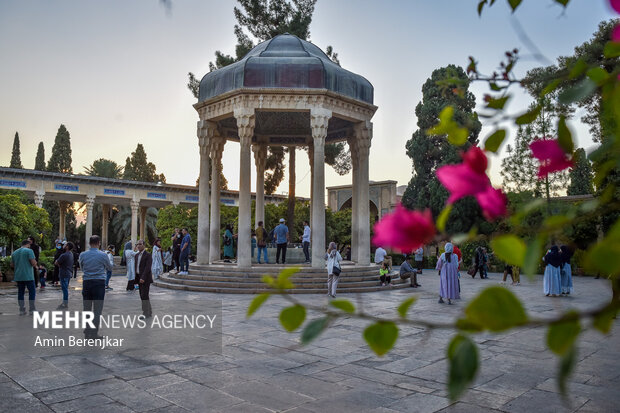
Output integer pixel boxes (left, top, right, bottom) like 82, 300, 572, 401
195, 104, 373, 268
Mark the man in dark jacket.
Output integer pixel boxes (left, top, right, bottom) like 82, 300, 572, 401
28, 236, 40, 286
134, 240, 153, 318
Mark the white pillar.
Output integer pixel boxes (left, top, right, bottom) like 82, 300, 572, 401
235, 108, 255, 269
253, 143, 267, 227
307, 145, 313, 229
355, 121, 372, 266
34, 191, 45, 208
139, 206, 147, 242
102, 204, 110, 249
209, 138, 225, 263
58, 201, 68, 240
85, 195, 95, 250
310, 108, 331, 269
196, 120, 212, 265
349, 138, 359, 263
130, 199, 139, 246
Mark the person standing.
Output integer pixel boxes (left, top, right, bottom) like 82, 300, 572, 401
79, 235, 112, 339
171, 228, 182, 273
163, 247, 173, 272
151, 237, 163, 280
223, 224, 235, 262
255, 221, 269, 264
400, 255, 421, 288
481, 248, 489, 279
300, 221, 311, 264
104, 245, 114, 291
72, 243, 81, 279
12, 239, 38, 315
437, 242, 460, 305
325, 241, 342, 298
543, 246, 562, 297
55, 241, 74, 309
274, 218, 290, 264
560, 245, 574, 295
471, 247, 485, 279
52, 241, 63, 286
179, 228, 191, 275
134, 240, 153, 318
414, 247, 424, 274
28, 236, 40, 287
124, 241, 137, 291
38, 263, 47, 289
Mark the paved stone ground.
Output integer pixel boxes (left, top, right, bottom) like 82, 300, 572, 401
0, 269, 618, 413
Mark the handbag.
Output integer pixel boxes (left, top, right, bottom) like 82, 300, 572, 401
333, 263, 341, 276
467, 265, 476, 277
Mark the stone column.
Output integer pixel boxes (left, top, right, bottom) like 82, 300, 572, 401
85, 195, 95, 250
34, 191, 45, 208
209, 138, 225, 263
307, 145, 314, 229
58, 201, 68, 240
354, 121, 372, 266
102, 204, 110, 249
349, 138, 359, 263
310, 108, 331, 268
235, 108, 255, 268
253, 144, 267, 227
139, 206, 147, 242
130, 199, 139, 246
196, 120, 213, 265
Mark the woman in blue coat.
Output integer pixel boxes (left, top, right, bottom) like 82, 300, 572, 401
543, 246, 562, 297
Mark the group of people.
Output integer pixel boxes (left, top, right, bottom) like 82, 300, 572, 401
543, 245, 574, 297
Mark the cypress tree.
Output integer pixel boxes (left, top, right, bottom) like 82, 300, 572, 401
10, 132, 23, 169
47, 124, 73, 173
123, 144, 166, 183
34, 142, 46, 171
567, 148, 594, 195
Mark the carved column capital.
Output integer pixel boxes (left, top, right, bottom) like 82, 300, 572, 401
34, 191, 45, 208
310, 108, 332, 143
252, 143, 268, 166
234, 108, 255, 141
210, 137, 226, 160
130, 200, 140, 214
353, 121, 372, 157
85, 195, 96, 211
198, 120, 217, 157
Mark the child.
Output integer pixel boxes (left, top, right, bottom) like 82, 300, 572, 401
379, 262, 391, 286
38, 264, 47, 289
163, 247, 172, 273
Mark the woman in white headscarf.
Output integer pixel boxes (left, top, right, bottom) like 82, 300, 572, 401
436, 242, 460, 304
124, 241, 137, 291
325, 242, 342, 298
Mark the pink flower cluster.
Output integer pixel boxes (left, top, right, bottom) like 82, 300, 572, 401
611, 0, 620, 41
372, 205, 435, 252
436, 147, 507, 220
529, 139, 573, 178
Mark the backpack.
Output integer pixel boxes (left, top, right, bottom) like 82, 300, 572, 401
267, 229, 275, 243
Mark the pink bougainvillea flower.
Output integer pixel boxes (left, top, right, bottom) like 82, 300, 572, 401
613, 24, 620, 42
529, 139, 573, 178
372, 205, 435, 252
610, 0, 620, 14
436, 146, 507, 221
475, 186, 508, 221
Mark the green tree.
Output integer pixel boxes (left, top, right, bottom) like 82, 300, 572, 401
84, 158, 124, 179
24, 204, 52, 247
567, 148, 594, 195
0, 194, 29, 248
47, 124, 73, 173
402, 65, 484, 233
10, 132, 23, 169
123, 144, 166, 183
156, 205, 198, 253
110, 206, 159, 246
500, 125, 542, 195
34, 142, 46, 171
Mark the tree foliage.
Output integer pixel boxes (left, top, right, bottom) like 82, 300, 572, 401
155, 205, 197, 254
34, 142, 46, 171
501, 125, 542, 194
84, 158, 124, 179
0, 194, 51, 248
47, 125, 73, 174
122, 144, 166, 183
567, 148, 594, 195
10, 132, 23, 169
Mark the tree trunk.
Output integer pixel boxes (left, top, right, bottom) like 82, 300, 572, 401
287, 147, 296, 241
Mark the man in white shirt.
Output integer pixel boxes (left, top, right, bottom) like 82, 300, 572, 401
374, 246, 392, 271
301, 221, 311, 263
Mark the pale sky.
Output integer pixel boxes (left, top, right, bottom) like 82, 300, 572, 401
0, 0, 614, 197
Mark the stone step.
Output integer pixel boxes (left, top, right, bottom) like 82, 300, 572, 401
167, 272, 393, 282
152, 279, 411, 294
188, 263, 376, 274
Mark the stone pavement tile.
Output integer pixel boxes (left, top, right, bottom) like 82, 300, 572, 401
436, 401, 502, 413
576, 399, 618, 413
387, 392, 452, 413
575, 353, 620, 381
474, 372, 549, 399
0, 380, 53, 413
146, 406, 191, 413
287, 361, 337, 375
336, 363, 409, 386
295, 389, 397, 412
160, 357, 212, 372
49, 394, 115, 413
275, 350, 323, 365
84, 354, 147, 371
374, 355, 432, 374
536, 377, 620, 407
215, 402, 274, 413
73, 402, 134, 413
242, 356, 303, 370
208, 361, 240, 371
404, 359, 449, 384
395, 381, 437, 394
338, 376, 413, 401
267, 371, 352, 399
309, 369, 354, 383
154, 381, 243, 411
176, 367, 250, 389
9, 371, 86, 393
127, 372, 188, 390
43, 357, 114, 382
219, 380, 314, 411
457, 388, 514, 410
108, 388, 173, 412
317, 352, 369, 366
114, 364, 171, 380
501, 389, 588, 413
36, 378, 128, 405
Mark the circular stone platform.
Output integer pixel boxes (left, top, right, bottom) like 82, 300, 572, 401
153, 262, 409, 294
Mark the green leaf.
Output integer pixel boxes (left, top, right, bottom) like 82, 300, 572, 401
508, 0, 522, 12
547, 315, 580, 355
592, 308, 618, 334
247, 293, 270, 318
363, 322, 399, 356
489, 82, 501, 91
330, 299, 355, 314
447, 334, 479, 401
585, 242, 620, 278
427, 106, 469, 146
587, 67, 609, 85
491, 235, 526, 267
603, 41, 620, 58
515, 105, 541, 125
523, 237, 544, 279
484, 129, 507, 153
558, 78, 597, 104
437, 204, 453, 232
464, 286, 528, 331
557, 116, 574, 154
262, 275, 275, 286
568, 58, 588, 79
455, 318, 484, 332
541, 79, 562, 96
544, 215, 572, 229
301, 317, 330, 345
274, 267, 301, 289
486, 96, 510, 110
397, 297, 417, 318
279, 304, 306, 332
558, 345, 577, 396
554, 0, 570, 6
477, 0, 487, 16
